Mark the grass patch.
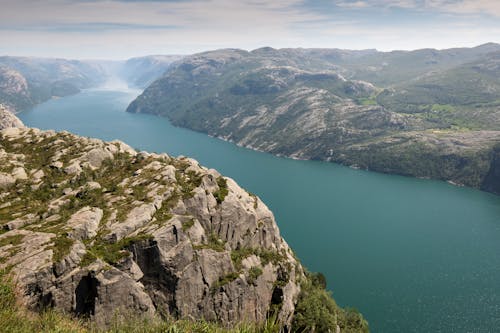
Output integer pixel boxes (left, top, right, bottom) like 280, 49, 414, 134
211, 272, 240, 293
0, 234, 24, 248
51, 234, 74, 263
182, 218, 195, 232
247, 267, 263, 285
175, 170, 203, 199
81, 234, 154, 267
213, 177, 229, 204
231, 247, 285, 270
194, 233, 226, 252
153, 193, 179, 225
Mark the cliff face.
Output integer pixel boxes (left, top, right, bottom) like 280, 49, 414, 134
0, 107, 371, 332
0, 124, 303, 328
0, 104, 25, 130
481, 144, 500, 194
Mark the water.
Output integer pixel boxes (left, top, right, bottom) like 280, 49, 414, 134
19, 88, 500, 332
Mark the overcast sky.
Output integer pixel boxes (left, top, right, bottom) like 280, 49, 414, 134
0, 0, 499, 59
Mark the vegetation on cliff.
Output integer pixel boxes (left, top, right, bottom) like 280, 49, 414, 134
0, 113, 368, 332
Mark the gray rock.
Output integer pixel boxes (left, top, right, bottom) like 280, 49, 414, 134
0, 172, 15, 189
64, 162, 82, 175
5, 213, 37, 230
67, 207, 103, 240
0, 104, 24, 129
0, 126, 305, 330
83, 147, 114, 168
108, 203, 157, 241
11, 167, 27, 180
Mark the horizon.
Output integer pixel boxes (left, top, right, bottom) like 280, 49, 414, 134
1, 42, 499, 61
1, 0, 500, 60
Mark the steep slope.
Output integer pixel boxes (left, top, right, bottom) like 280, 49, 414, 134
0, 108, 368, 332
0, 104, 24, 129
0, 56, 107, 112
127, 46, 500, 193
120, 55, 184, 88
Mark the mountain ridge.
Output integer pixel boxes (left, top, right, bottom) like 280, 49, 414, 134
127, 44, 500, 194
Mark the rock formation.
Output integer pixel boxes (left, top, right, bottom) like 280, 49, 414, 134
0, 104, 24, 129
0, 108, 368, 332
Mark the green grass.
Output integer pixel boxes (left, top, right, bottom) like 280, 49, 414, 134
175, 170, 203, 199
292, 272, 369, 333
231, 247, 285, 270
0, 234, 24, 248
211, 272, 240, 293
51, 234, 75, 263
357, 97, 378, 106
194, 233, 226, 252
247, 267, 263, 285
213, 177, 229, 204
81, 234, 154, 267
182, 218, 195, 232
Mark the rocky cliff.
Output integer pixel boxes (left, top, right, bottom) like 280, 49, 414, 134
0, 108, 368, 332
0, 104, 24, 130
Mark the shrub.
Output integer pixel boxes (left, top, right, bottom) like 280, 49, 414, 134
292, 272, 369, 333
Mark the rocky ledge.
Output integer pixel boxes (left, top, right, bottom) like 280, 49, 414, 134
0, 108, 368, 332
0, 104, 24, 129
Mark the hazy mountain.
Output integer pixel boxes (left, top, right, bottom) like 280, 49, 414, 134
119, 55, 184, 88
0, 56, 107, 112
127, 44, 500, 194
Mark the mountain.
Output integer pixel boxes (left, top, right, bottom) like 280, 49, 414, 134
0, 54, 185, 112
0, 56, 108, 112
0, 108, 368, 332
127, 44, 500, 194
119, 55, 184, 88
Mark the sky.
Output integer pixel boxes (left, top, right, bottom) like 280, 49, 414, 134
0, 0, 499, 59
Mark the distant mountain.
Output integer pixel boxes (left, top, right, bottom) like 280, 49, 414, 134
127, 44, 500, 194
119, 55, 184, 88
0, 56, 107, 111
0, 54, 184, 112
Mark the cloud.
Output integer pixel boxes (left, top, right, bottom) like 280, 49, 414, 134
425, 0, 500, 17
0, 0, 498, 58
334, 0, 418, 9
2, 22, 179, 32
333, 0, 500, 16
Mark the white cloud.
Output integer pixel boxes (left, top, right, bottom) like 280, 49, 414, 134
0, 0, 498, 58
336, 1, 371, 8
334, 0, 500, 16
425, 0, 500, 17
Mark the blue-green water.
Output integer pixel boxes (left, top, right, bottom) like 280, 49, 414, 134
19, 88, 500, 332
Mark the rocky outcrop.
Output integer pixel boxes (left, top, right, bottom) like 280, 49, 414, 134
0, 125, 304, 329
0, 104, 24, 129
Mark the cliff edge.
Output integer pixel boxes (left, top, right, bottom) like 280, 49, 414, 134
0, 108, 368, 332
